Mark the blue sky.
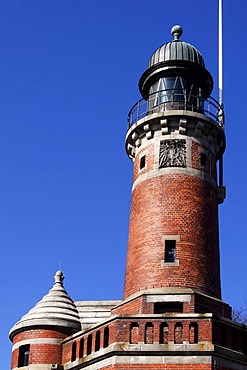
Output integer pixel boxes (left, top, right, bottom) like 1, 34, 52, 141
1, 0, 246, 367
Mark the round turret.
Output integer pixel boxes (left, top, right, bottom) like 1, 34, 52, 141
9, 271, 80, 369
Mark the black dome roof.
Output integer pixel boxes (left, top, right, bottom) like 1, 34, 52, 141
148, 25, 205, 68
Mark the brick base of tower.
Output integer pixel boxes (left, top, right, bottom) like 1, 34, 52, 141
59, 290, 247, 370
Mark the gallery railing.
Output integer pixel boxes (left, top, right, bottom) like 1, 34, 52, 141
127, 89, 224, 129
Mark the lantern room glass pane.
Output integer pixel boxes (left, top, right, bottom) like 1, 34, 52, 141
148, 76, 204, 112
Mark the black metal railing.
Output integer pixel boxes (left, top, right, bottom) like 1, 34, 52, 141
127, 89, 224, 129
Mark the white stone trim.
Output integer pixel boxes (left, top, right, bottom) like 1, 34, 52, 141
146, 294, 192, 303
161, 260, 179, 267
162, 235, 180, 242
12, 338, 62, 351
125, 110, 225, 160
64, 354, 212, 370
132, 165, 216, 191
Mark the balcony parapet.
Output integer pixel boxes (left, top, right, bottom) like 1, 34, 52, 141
62, 313, 247, 369
128, 90, 224, 129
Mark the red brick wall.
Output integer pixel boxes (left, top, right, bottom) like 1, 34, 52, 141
112, 295, 153, 315
61, 315, 246, 367
30, 343, 62, 364
112, 293, 210, 316
11, 329, 66, 369
63, 317, 213, 355
87, 363, 234, 369
13, 330, 66, 343
124, 173, 221, 299
191, 141, 216, 180
195, 293, 232, 318
62, 340, 71, 364
124, 135, 221, 300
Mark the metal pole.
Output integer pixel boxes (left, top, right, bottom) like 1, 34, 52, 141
219, 0, 223, 106
218, 0, 224, 187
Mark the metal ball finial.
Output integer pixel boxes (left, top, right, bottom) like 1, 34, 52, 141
171, 25, 183, 40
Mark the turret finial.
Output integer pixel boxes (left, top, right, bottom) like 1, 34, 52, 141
54, 270, 64, 286
171, 25, 183, 40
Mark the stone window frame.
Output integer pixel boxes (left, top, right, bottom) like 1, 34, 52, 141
199, 148, 209, 168
138, 149, 148, 174
161, 235, 180, 266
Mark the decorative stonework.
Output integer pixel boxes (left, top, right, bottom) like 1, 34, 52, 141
159, 139, 186, 168
125, 112, 225, 161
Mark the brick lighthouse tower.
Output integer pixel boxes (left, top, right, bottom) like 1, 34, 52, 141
111, 25, 246, 369
124, 24, 225, 302
9, 26, 247, 370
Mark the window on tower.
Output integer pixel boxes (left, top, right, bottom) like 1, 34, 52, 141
200, 152, 207, 166
18, 344, 30, 367
140, 155, 146, 170
165, 240, 176, 262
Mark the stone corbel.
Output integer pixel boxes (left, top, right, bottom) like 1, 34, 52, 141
131, 132, 141, 147
127, 143, 135, 159
143, 124, 153, 140
160, 119, 169, 135
179, 118, 187, 134
131, 132, 138, 141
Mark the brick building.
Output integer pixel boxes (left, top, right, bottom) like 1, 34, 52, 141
9, 25, 247, 370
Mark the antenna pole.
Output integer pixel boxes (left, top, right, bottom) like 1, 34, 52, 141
219, 0, 223, 106
218, 0, 224, 188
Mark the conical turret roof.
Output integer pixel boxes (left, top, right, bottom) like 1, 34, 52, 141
9, 271, 81, 340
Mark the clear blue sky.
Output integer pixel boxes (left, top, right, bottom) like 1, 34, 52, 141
1, 1, 246, 368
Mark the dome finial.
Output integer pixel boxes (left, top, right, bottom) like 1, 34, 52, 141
54, 270, 64, 286
171, 25, 183, 40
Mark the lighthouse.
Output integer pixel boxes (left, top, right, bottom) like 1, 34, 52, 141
124, 24, 225, 301
9, 26, 247, 370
